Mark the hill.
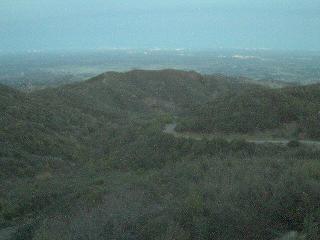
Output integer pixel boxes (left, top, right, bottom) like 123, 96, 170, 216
0, 69, 213, 177
1, 70, 320, 240
31, 69, 257, 118
178, 83, 320, 139
2, 69, 319, 178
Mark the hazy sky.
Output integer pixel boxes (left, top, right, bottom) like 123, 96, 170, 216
1, 0, 320, 51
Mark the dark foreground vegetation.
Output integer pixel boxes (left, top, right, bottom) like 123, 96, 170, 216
1, 70, 319, 239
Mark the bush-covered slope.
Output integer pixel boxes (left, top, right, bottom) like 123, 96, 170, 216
0, 84, 90, 178
1, 70, 320, 239
32, 69, 255, 118
179, 83, 320, 139
2, 69, 320, 179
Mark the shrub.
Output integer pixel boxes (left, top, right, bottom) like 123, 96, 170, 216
287, 140, 301, 148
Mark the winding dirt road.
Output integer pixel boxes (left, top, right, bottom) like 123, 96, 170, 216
164, 123, 320, 147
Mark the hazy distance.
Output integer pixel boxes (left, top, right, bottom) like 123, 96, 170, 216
1, 0, 320, 52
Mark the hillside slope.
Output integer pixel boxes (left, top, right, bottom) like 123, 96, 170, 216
179, 83, 320, 139
0, 84, 91, 178
1, 71, 320, 240
0, 69, 240, 177
31, 69, 256, 118
2, 69, 320, 179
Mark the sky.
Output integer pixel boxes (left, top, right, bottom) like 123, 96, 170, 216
1, 0, 320, 52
